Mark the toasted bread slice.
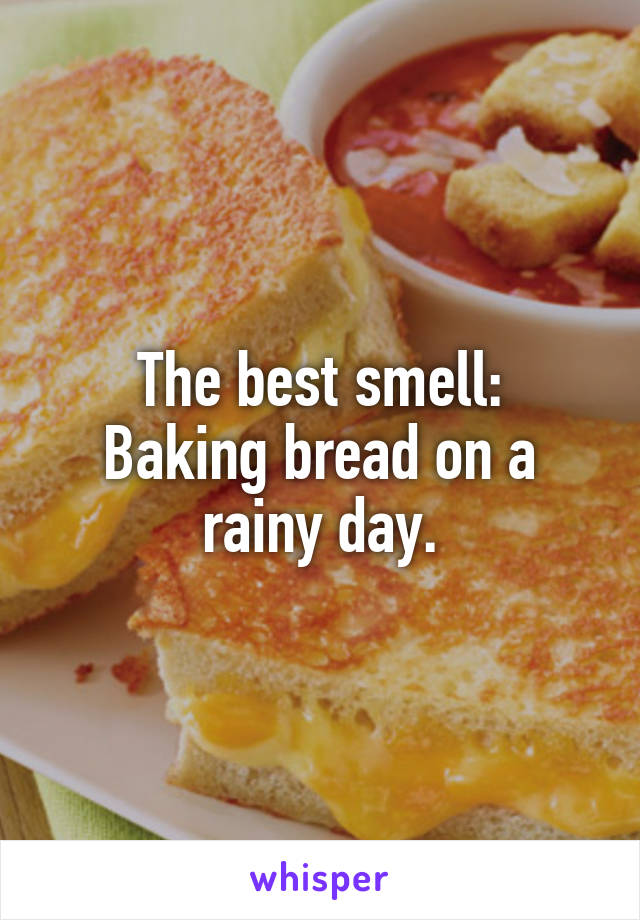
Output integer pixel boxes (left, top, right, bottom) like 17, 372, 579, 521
131, 406, 640, 839
0, 50, 409, 632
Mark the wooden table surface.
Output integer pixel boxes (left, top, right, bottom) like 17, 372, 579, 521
0, 757, 52, 839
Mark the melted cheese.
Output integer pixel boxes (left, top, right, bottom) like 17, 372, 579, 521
0, 477, 141, 599
0, 386, 276, 600
177, 691, 640, 840
0, 189, 371, 600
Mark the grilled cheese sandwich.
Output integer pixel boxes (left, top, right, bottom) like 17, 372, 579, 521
175, 691, 640, 839
0, 51, 409, 633
131, 406, 640, 839
0, 295, 364, 602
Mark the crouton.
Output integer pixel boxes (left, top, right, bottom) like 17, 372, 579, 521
445, 157, 626, 269
478, 33, 616, 150
595, 160, 640, 274
594, 27, 640, 151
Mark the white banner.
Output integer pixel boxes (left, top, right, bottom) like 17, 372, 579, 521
0, 839, 638, 920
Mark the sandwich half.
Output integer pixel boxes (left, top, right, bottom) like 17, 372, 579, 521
0, 50, 408, 634
131, 406, 640, 839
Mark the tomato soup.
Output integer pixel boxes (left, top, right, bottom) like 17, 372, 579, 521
326, 31, 640, 308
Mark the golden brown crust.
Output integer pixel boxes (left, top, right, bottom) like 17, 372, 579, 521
132, 406, 640, 726
445, 161, 626, 269
0, 247, 409, 633
477, 33, 616, 151
0, 50, 341, 464
595, 160, 640, 273
594, 26, 640, 152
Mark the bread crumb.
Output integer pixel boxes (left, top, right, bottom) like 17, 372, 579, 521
111, 652, 150, 694
74, 662, 94, 684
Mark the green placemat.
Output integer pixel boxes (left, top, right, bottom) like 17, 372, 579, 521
34, 775, 160, 840
1, 0, 368, 839
0, 0, 365, 100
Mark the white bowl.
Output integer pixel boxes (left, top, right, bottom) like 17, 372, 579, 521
280, 0, 640, 421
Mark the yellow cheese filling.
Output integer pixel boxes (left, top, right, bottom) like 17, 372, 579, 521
0, 392, 278, 600
0, 477, 141, 599
0, 189, 371, 600
176, 691, 640, 840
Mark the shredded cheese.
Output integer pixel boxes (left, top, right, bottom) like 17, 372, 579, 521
344, 147, 389, 186
547, 49, 593, 65
577, 98, 611, 128
491, 42, 531, 63
381, 151, 455, 181
554, 80, 577, 99
345, 127, 492, 189
445, 100, 481, 128
567, 145, 600, 164
496, 127, 580, 197
345, 146, 455, 187
554, 264, 620, 306
417, 129, 485, 162
509, 288, 540, 300
552, 253, 584, 268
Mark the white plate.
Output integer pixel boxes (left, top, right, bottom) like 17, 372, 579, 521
0, 572, 335, 840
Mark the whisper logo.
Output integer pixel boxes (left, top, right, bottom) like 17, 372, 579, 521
250, 860, 389, 901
